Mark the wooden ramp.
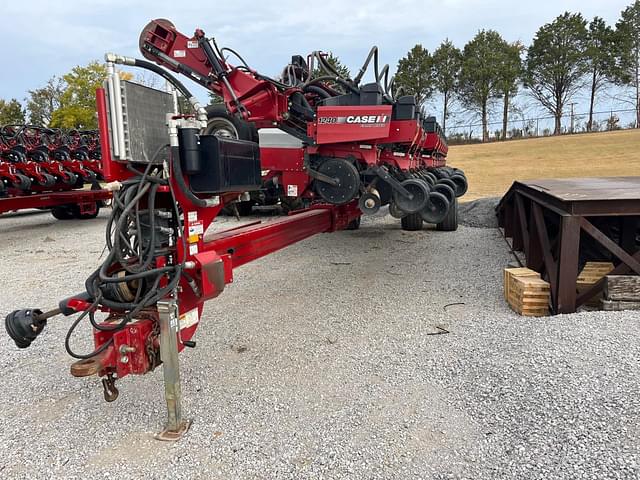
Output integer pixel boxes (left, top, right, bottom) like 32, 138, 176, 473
496, 177, 640, 314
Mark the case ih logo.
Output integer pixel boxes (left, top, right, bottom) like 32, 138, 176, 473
346, 115, 389, 124
318, 115, 389, 125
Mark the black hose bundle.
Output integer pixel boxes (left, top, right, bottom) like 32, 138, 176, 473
65, 149, 186, 359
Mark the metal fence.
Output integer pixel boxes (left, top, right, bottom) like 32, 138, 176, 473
445, 108, 639, 144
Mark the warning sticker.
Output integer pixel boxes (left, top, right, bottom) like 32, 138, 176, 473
187, 211, 198, 223
188, 220, 204, 236
173, 50, 186, 58
189, 243, 199, 255
187, 40, 199, 49
287, 185, 298, 197
179, 308, 199, 330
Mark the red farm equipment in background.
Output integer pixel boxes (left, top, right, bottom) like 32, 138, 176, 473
0, 125, 110, 218
4, 18, 468, 440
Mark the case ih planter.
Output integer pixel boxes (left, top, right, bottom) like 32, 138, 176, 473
4, 19, 467, 440
0, 125, 109, 218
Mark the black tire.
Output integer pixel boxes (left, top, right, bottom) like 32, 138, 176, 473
450, 174, 468, 197
235, 200, 254, 216
13, 174, 31, 190
430, 168, 449, 180
38, 173, 56, 187
437, 178, 457, 194
76, 202, 100, 219
281, 196, 304, 214
437, 197, 458, 231
393, 178, 430, 214
51, 205, 78, 220
433, 183, 455, 205
204, 104, 258, 142
346, 216, 361, 230
401, 212, 423, 231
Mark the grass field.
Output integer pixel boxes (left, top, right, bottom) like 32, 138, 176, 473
449, 129, 640, 201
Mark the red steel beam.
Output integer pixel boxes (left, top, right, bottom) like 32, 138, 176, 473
202, 208, 335, 268
0, 189, 112, 215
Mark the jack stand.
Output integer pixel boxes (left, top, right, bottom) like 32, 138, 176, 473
155, 298, 192, 441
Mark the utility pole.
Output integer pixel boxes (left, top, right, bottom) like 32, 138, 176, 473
569, 102, 577, 134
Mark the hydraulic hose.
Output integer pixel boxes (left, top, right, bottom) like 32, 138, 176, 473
353, 46, 379, 86
304, 76, 360, 95
170, 145, 208, 208
105, 53, 208, 122
303, 84, 332, 99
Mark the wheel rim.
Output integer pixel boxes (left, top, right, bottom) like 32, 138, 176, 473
393, 179, 430, 214
433, 183, 455, 204
421, 192, 450, 224
204, 118, 239, 139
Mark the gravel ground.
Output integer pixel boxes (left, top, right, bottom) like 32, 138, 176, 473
459, 197, 500, 229
0, 209, 639, 480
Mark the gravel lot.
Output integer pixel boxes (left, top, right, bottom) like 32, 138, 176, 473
0, 208, 638, 479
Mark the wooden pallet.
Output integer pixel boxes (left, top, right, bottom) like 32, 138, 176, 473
601, 299, 640, 311
604, 275, 640, 302
503, 267, 540, 301
508, 276, 550, 316
577, 261, 614, 307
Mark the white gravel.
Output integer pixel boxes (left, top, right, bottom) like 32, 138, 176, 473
0, 209, 638, 479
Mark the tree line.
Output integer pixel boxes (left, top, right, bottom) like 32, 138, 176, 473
0, 62, 107, 129
1, 1, 638, 142
394, 2, 640, 142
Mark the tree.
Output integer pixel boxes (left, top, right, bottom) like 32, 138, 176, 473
50, 61, 107, 129
208, 91, 224, 105
524, 12, 588, 135
496, 41, 523, 140
26, 76, 64, 126
584, 17, 621, 132
459, 30, 506, 142
616, 1, 640, 128
310, 52, 352, 93
0, 99, 26, 125
313, 52, 350, 79
431, 39, 462, 134
395, 44, 433, 107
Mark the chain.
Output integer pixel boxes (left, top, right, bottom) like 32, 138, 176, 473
145, 319, 161, 371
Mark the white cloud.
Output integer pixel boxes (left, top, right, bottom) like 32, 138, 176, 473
0, 0, 632, 105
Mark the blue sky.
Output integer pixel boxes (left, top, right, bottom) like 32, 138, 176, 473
0, 0, 633, 128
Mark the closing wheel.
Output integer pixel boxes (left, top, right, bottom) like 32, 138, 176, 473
61, 171, 78, 186
393, 178, 430, 214
430, 168, 450, 180
51, 204, 79, 220
389, 201, 405, 219
437, 197, 458, 231
421, 191, 450, 224
418, 171, 436, 186
346, 216, 361, 230
315, 158, 360, 205
433, 183, 455, 205
401, 212, 423, 231
450, 174, 468, 197
38, 173, 56, 187
76, 203, 100, 220
358, 189, 381, 215
424, 171, 438, 185
12, 174, 32, 190
436, 177, 457, 194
